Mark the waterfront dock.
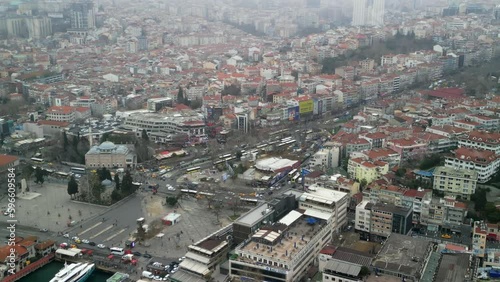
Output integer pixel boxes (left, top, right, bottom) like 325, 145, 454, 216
3, 253, 55, 282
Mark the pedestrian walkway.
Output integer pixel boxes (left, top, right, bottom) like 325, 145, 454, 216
0, 183, 107, 232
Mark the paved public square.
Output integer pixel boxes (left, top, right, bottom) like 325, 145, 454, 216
0, 182, 106, 233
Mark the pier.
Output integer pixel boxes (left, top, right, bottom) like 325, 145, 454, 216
3, 253, 55, 282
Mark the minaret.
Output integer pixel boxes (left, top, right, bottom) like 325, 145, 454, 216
89, 121, 93, 147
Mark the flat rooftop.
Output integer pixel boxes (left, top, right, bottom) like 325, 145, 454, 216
237, 212, 326, 264
435, 253, 470, 282
235, 203, 273, 227
300, 186, 348, 205
372, 234, 431, 278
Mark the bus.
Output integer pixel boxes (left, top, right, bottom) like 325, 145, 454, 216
71, 167, 86, 175
240, 197, 259, 206
288, 169, 298, 177
186, 167, 201, 174
110, 247, 125, 256
219, 154, 232, 160
55, 171, 70, 178
180, 189, 197, 196
213, 159, 225, 166
292, 174, 300, 183
30, 157, 44, 163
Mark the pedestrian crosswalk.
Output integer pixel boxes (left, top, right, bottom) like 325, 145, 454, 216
104, 228, 126, 242
89, 225, 114, 239
78, 222, 102, 236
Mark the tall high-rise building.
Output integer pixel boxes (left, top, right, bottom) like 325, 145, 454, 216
26, 17, 52, 40
70, 1, 95, 30
352, 0, 385, 26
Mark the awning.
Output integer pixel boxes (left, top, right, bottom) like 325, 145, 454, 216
56, 248, 79, 257
304, 209, 332, 221
179, 259, 210, 276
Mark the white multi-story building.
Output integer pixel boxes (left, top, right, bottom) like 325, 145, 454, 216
445, 147, 499, 183
309, 147, 340, 169
230, 188, 348, 282
458, 131, 500, 154
352, 0, 385, 26
355, 200, 371, 233
123, 111, 206, 138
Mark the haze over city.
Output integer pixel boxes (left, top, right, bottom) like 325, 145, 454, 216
1, 0, 500, 281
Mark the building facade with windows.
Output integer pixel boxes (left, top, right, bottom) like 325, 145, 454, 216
433, 166, 478, 200
85, 141, 137, 169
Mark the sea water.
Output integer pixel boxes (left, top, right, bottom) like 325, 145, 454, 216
18, 261, 112, 282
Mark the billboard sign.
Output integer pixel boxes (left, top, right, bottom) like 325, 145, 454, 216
299, 99, 313, 114
287, 106, 300, 121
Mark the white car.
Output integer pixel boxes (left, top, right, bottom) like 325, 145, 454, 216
63, 233, 70, 238
82, 239, 90, 244
97, 244, 106, 249
179, 257, 185, 262
71, 236, 79, 241
167, 186, 176, 191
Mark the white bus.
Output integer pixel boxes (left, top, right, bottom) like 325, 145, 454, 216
31, 157, 44, 163
110, 247, 125, 256
288, 169, 298, 177
71, 167, 86, 175
186, 166, 201, 174
218, 154, 232, 160
292, 174, 300, 183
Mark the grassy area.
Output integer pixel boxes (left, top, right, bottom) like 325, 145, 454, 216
229, 214, 240, 221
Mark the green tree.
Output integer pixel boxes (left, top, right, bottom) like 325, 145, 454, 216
177, 86, 184, 103
34, 166, 45, 185
72, 134, 79, 148
111, 189, 121, 201
359, 179, 368, 190
67, 176, 79, 199
395, 168, 407, 177
360, 266, 371, 277
136, 219, 146, 242
471, 189, 488, 212
22, 165, 34, 183
114, 173, 120, 190
141, 129, 149, 141
166, 196, 178, 207
63, 131, 69, 151
89, 172, 104, 202
121, 170, 134, 195
419, 154, 443, 170
235, 150, 243, 160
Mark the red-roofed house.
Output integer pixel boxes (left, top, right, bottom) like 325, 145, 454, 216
0, 154, 19, 174
387, 138, 428, 160
347, 158, 389, 184
46, 106, 76, 122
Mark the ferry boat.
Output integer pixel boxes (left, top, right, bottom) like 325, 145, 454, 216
49, 262, 95, 282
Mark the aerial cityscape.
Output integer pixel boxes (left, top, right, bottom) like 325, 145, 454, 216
1, 0, 500, 281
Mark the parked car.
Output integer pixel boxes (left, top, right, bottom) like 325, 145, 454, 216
441, 234, 452, 239
82, 239, 90, 244
39, 228, 48, 232
132, 251, 141, 257
88, 242, 96, 246
143, 253, 152, 258
97, 244, 106, 249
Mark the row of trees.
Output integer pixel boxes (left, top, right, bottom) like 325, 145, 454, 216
67, 167, 137, 205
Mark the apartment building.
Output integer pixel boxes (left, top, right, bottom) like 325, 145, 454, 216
387, 137, 428, 160
444, 147, 499, 183
433, 166, 478, 200
466, 114, 500, 131
458, 131, 500, 154
472, 221, 488, 258
351, 147, 401, 168
309, 147, 340, 169
46, 106, 90, 122
420, 196, 468, 232
347, 158, 389, 184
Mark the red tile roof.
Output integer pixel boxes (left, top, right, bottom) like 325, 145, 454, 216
0, 154, 19, 167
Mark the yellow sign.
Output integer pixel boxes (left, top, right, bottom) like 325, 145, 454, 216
299, 100, 313, 114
